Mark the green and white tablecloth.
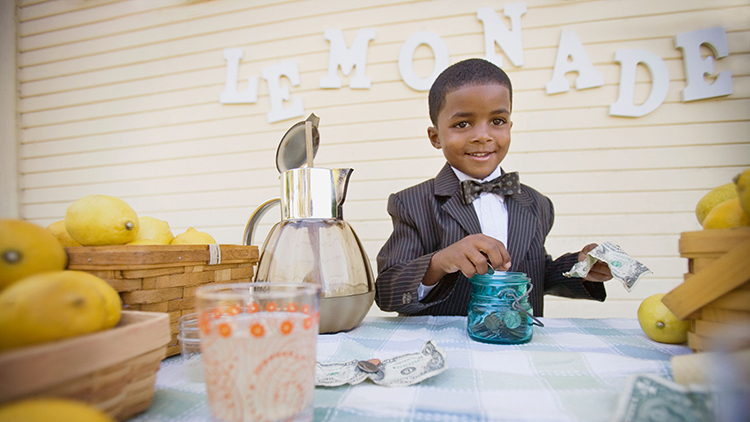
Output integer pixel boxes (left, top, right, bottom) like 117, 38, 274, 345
128, 317, 691, 422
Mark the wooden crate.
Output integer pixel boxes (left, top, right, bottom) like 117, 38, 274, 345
0, 311, 170, 421
663, 228, 750, 352
66, 244, 259, 356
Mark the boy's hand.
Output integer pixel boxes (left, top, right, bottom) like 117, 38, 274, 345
577, 243, 613, 282
424, 234, 511, 285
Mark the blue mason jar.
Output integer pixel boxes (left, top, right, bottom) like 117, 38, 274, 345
467, 272, 541, 344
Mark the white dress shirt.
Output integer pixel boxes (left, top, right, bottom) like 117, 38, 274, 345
418, 165, 510, 300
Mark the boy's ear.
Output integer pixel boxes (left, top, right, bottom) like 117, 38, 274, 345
427, 126, 442, 149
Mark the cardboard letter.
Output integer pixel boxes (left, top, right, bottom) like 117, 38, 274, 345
609, 49, 669, 117
220, 48, 259, 104
675, 26, 733, 102
320, 28, 376, 89
477, 3, 526, 68
262, 60, 304, 123
546, 29, 604, 94
398, 31, 449, 91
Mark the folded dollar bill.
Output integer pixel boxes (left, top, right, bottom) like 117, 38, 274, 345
610, 374, 712, 422
563, 242, 651, 292
316, 340, 447, 387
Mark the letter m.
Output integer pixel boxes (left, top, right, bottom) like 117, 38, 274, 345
319, 28, 376, 89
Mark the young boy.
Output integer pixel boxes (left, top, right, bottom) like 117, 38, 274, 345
375, 58, 612, 316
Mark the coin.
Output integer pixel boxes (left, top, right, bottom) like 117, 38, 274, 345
357, 360, 379, 373
503, 310, 522, 329
483, 313, 503, 334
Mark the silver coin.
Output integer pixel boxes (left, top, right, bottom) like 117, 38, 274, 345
357, 360, 379, 373
483, 313, 503, 334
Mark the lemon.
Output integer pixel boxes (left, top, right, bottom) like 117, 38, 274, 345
46, 220, 82, 247
0, 270, 121, 351
65, 195, 139, 246
702, 198, 750, 229
695, 182, 737, 225
127, 216, 174, 245
0, 219, 68, 292
734, 169, 750, 217
171, 227, 217, 245
0, 398, 115, 422
637, 293, 690, 344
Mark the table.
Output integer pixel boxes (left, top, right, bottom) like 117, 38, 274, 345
128, 317, 691, 422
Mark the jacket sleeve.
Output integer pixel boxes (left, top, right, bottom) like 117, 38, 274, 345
375, 193, 458, 314
540, 197, 606, 302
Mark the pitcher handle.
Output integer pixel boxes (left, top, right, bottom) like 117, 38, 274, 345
243, 197, 280, 245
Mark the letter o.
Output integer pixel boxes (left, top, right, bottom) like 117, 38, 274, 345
398, 31, 450, 91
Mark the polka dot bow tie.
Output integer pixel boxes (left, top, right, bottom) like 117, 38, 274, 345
459, 172, 521, 205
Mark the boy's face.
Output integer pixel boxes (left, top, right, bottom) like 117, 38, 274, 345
428, 83, 512, 180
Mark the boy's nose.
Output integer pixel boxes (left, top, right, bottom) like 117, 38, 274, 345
472, 124, 492, 142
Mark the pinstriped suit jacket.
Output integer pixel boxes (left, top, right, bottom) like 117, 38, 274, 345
375, 163, 606, 317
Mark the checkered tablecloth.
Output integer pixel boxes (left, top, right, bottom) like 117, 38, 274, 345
128, 317, 692, 422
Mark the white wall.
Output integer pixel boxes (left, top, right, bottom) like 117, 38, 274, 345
11, 0, 750, 318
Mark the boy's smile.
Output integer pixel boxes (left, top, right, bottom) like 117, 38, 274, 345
428, 83, 512, 180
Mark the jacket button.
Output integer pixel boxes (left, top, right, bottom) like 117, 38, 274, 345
402, 292, 412, 304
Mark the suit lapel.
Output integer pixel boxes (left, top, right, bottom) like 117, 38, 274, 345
506, 186, 536, 270
434, 163, 481, 236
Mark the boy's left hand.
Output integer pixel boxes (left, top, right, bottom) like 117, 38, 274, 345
577, 243, 613, 282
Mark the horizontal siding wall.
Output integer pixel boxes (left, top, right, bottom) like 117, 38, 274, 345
14, 0, 750, 318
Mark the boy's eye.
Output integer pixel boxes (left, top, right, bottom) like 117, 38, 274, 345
454, 121, 469, 128
492, 118, 506, 125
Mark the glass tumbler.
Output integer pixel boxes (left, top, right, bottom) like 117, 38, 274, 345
467, 272, 542, 344
196, 282, 320, 422
177, 313, 203, 383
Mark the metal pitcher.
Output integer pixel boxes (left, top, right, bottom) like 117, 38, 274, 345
243, 115, 375, 333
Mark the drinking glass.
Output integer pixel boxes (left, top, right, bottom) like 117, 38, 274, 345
196, 282, 320, 422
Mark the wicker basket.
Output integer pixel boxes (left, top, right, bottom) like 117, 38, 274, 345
0, 311, 170, 421
663, 228, 750, 352
66, 244, 259, 356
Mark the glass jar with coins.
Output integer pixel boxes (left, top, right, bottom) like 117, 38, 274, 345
467, 272, 543, 344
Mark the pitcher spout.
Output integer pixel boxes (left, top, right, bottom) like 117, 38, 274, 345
332, 168, 353, 218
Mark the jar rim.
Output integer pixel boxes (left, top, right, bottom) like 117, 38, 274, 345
469, 271, 530, 285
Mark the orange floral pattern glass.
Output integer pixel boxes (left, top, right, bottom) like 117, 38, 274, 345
196, 282, 319, 422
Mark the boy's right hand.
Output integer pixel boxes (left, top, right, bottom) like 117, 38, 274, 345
424, 234, 511, 285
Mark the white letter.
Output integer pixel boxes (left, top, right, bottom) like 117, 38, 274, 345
319, 28, 376, 89
545, 29, 604, 94
220, 48, 259, 104
398, 31, 449, 91
609, 50, 669, 117
477, 3, 526, 68
262, 60, 304, 123
675, 26, 733, 102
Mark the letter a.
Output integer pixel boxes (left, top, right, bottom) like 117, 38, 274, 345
546, 29, 604, 94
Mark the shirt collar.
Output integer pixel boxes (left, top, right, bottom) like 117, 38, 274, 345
450, 165, 504, 183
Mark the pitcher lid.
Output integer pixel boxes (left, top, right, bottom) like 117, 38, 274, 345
275, 113, 320, 173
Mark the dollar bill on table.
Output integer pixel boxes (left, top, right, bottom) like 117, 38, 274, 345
563, 241, 651, 292
316, 340, 447, 387
611, 374, 713, 422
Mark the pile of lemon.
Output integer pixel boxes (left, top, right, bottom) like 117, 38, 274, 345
695, 169, 750, 229
49, 194, 216, 246
0, 220, 120, 420
636, 169, 750, 345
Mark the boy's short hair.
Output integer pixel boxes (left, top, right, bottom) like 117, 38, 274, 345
428, 58, 513, 125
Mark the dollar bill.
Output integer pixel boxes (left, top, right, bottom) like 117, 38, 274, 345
315, 359, 369, 387
563, 242, 651, 292
315, 340, 447, 387
611, 374, 713, 422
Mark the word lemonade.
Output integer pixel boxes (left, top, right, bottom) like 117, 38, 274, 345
220, 2, 733, 122
197, 284, 319, 422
